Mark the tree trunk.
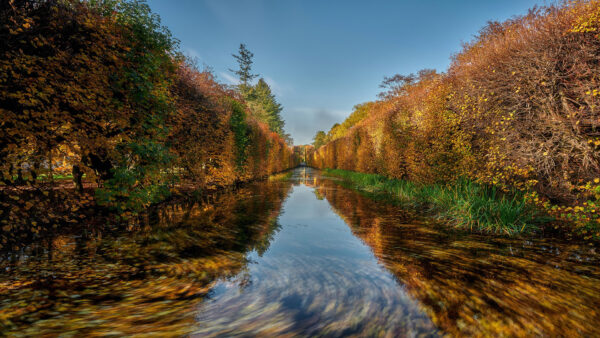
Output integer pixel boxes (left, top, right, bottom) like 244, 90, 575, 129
73, 165, 84, 193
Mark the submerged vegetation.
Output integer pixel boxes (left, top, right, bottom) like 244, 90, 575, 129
309, 1, 600, 238
325, 169, 542, 234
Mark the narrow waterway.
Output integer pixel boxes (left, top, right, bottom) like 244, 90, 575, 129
194, 177, 438, 336
1, 167, 599, 336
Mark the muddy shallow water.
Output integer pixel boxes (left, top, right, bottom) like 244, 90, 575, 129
1, 167, 599, 336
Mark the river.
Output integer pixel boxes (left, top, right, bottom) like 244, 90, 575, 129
1, 167, 599, 336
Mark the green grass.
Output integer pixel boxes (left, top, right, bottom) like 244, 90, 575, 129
35, 173, 81, 180
7, 173, 85, 181
268, 170, 294, 181
324, 169, 548, 235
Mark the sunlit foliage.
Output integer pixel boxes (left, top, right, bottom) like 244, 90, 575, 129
308, 1, 600, 236
0, 0, 297, 242
314, 176, 600, 336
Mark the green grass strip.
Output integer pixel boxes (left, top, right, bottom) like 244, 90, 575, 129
324, 168, 548, 235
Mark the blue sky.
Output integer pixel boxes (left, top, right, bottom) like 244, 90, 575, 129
147, 0, 540, 145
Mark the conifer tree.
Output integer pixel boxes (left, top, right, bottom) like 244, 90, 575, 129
229, 43, 258, 91
229, 44, 289, 142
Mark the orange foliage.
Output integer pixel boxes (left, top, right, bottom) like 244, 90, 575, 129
0, 1, 297, 191
308, 1, 600, 231
169, 61, 297, 190
0, 0, 298, 245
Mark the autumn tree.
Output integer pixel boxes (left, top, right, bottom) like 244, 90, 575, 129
0, 0, 125, 187
327, 103, 371, 142
0, 0, 298, 226
0, 0, 179, 213
313, 131, 327, 149
88, 0, 179, 213
307, 1, 600, 234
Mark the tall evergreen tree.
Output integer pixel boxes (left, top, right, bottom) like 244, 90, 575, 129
229, 43, 258, 90
229, 44, 290, 143
247, 78, 285, 135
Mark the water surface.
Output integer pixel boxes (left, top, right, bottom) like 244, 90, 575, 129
1, 167, 599, 336
194, 182, 437, 336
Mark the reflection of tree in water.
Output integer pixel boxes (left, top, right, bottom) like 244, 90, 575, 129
0, 181, 292, 336
316, 177, 600, 337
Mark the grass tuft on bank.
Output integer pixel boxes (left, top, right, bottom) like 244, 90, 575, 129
269, 170, 294, 181
324, 169, 548, 235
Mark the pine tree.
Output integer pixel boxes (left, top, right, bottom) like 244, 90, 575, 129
229, 43, 258, 90
229, 44, 290, 143
248, 78, 284, 134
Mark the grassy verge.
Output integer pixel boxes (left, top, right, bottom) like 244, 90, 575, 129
268, 170, 294, 181
324, 168, 549, 235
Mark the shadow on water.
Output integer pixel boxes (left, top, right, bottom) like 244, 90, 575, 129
2, 167, 600, 336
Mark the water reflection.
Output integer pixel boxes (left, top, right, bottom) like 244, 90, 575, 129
309, 168, 600, 337
2, 167, 600, 336
194, 179, 438, 336
195, 167, 600, 336
0, 182, 291, 336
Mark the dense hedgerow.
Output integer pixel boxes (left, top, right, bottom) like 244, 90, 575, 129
309, 1, 600, 235
0, 0, 296, 222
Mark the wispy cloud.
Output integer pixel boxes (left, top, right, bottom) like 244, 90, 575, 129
219, 72, 239, 85
263, 76, 285, 97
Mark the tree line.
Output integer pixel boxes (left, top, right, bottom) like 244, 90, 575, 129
308, 1, 600, 236
0, 0, 297, 219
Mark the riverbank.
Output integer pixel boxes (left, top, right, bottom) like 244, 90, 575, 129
323, 168, 557, 236
0, 167, 299, 253
1, 0, 298, 220
306, 1, 599, 241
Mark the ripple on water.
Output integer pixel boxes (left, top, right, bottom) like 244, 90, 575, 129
194, 254, 439, 337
